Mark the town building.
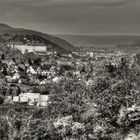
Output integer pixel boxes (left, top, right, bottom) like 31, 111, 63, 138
13, 92, 49, 107
8, 42, 47, 54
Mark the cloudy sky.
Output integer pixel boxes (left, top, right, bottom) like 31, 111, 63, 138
0, 0, 140, 35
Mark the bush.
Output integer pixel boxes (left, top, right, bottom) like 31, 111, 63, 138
0, 95, 5, 104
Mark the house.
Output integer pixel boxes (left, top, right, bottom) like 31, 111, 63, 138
36, 66, 42, 74
85, 79, 94, 86
39, 79, 48, 85
6, 75, 19, 83
13, 92, 49, 107
52, 76, 62, 83
27, 66, 37, 75
40, 95, 50, 106
12, 72, 20, 80
41, 70, 47, 76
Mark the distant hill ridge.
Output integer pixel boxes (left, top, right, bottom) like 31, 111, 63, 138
0, 23, 75, 52
56, 34, 140, 48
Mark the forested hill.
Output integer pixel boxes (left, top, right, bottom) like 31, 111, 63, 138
0, 23, 75, 52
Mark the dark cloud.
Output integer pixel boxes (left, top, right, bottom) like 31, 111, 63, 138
0, 0, 140, 35
22, 0, 138, 7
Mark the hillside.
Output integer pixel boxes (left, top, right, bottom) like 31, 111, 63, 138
0, 24, 75, 52
0, 23, 13, 30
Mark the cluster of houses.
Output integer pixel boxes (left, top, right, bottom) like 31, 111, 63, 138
0, 44, 135, 107
3, 60, 62, 85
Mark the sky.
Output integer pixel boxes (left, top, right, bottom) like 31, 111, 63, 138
0, 0, 140, 35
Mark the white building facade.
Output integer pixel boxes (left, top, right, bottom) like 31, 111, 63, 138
13, 93, 49, 107
9, 43, 47, 54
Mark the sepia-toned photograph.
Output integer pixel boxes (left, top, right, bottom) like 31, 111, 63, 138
0, 0, 140, 139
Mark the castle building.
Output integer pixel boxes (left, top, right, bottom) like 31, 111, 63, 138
8, 42, 47, 54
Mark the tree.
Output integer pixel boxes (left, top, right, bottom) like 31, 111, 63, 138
2, 67, 7, 76
1, 53, 5, 60
28, 58, 33, 65
0, 95, 5, 104
0, 117, 9, 139
34, 58, 41, 65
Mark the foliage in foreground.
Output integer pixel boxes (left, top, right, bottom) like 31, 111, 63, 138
1, 57, 140, 139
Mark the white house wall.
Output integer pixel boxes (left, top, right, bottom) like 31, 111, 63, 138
13, 45, 47, 54
13, 93, 49, 106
